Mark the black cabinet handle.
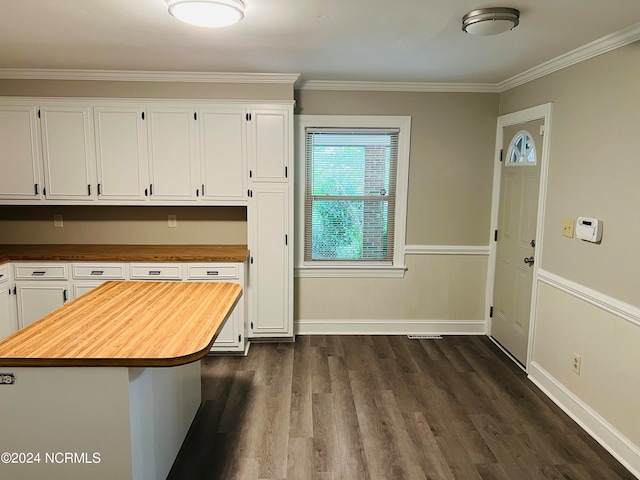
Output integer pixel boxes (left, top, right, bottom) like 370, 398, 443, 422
90, 270, 104, 276
31, 271, 46, 276
148, 270, 161, 275
206, 271, 219, 276
63, 289, 68, 302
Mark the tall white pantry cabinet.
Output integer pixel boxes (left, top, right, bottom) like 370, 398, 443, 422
0, 98, 294, 341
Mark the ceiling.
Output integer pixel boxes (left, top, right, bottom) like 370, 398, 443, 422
1, 0, 640, 86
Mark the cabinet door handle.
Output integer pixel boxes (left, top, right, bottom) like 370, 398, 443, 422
149, 184, 153, 195
145, 188, 148, 197
34, 183, 39, 195
206, 271, 219, 276
0, 274, 3, 279
63, 289, 68, 302
202, 184, 205, 196
88, 184, 92, 196
31, 271, 46, 276
90, 270, 104, 276
148, 270, 161, 275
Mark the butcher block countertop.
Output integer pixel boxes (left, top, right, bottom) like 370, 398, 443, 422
0, 281, 242, 367
0, 244, 249, 264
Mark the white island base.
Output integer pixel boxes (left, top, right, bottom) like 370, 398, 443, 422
0, 362, 201, 480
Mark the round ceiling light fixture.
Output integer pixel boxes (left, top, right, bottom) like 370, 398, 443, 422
167, 0, 245, 28
462, 7, 520, 36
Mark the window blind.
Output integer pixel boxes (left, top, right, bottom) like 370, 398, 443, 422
304, 128, 399, 263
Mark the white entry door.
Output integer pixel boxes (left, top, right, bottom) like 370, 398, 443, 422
491, 119, 544, 365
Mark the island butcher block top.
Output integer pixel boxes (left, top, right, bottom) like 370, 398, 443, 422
0, 281, 242, 367
0, 244, 249, 264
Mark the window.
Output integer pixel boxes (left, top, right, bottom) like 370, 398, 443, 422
296, 116, 411, 278
507, 131, 536, 164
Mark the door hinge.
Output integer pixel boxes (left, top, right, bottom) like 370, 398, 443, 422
494, 230, 498, 242
499, 149, 503, 162
34, 183, 39, 195
489, 306, 494, 318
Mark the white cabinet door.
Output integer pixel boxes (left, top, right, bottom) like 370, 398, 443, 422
0, 285, 17, 341
248, 186, 291, 337
147, 107, 198, 201
199, 107, 247, 202
249, 108, 291, 183
40, 106, 95, 200
94, 106, 148, 201
15, 282, 70, 329
0, 106, 42, 200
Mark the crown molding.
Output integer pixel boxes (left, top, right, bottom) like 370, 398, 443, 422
0, 69, 300, 84
498, 21, 640, 92
0, 22, 638, 92
296, 80, 500, 93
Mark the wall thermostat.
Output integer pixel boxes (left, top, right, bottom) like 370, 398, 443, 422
576, 217, 603, 243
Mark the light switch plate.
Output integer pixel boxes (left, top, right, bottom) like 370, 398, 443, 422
562, 218, 574, 238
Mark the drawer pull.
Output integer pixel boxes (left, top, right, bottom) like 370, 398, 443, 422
206, 271, 219, 276
90, 270, 105, 276
31, 271, 46, 276
148, 270, 161, 275
0, 274, 3, 279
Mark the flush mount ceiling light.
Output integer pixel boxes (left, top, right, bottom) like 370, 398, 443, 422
462, 7, 520, 36
167, 0, 245, 28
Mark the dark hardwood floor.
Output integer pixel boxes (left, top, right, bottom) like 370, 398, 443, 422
167, 335, 634, 480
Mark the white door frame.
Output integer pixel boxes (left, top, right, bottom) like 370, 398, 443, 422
485, 103, 553, 371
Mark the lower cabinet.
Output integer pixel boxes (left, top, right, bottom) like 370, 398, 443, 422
0, 265, 17, 340
13, 262, 70, 329
4, 260, 248, 354
15, 282, 70, 329
186, 263, 247, 354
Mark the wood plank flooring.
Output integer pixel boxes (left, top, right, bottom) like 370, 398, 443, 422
167, 335, 634, 480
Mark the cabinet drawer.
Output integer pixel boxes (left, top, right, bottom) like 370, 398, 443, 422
186, 264, 239, 280
14, 263, 68, 280
73, 264, 127, 280
0, 264, 8, 283
130, 264, 182, 280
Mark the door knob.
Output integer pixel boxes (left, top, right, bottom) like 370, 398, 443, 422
524, 256, 535, 266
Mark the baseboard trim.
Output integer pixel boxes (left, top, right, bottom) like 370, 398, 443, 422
528, 362, 640, 478
294, 319, 485, 335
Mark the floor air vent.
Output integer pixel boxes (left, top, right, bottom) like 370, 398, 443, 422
407, 334, 443, 340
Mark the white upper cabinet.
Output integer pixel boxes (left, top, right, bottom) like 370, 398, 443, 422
249, 108, 291, 183
40, 106, 95, 200
147, 107, 199, 201
199, 107, 247, 202
0, 106, 42, 200
94, 106, 148, 201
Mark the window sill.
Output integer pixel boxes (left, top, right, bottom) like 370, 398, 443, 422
295, 265, 407, 279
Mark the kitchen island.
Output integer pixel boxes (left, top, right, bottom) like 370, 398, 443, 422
0, 280, 242, 480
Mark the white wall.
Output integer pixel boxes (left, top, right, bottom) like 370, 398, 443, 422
500, 42, 640, 476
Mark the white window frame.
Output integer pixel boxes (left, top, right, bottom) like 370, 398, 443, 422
295, 115, 410, 278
